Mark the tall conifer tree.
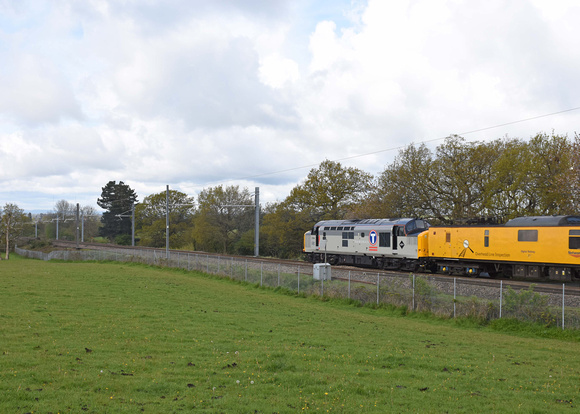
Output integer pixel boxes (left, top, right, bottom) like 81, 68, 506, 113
97, 181, 138, 240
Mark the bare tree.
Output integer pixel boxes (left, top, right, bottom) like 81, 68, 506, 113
81, 205, 101, 240
54, 199, 75, 219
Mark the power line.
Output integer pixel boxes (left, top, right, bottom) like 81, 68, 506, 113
456, 106, 580, 136
185, 105, 580, 187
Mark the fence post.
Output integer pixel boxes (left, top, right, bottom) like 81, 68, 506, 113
348, 271, 351, 299
278, 264, 280, 287
376, 273, 380, 305
245, 259, 248, 282
412, 274, 415, 311
321, 271, 324, 297
297, 266, 300, 294
218, 256, 220, 274
260, 262, 263, 286
453, 278, 456, 318
562, 283, 565, 330
499, 281, 503, 319
207, 255, 209, 273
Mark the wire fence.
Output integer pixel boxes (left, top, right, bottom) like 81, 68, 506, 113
15, 246, 580, 330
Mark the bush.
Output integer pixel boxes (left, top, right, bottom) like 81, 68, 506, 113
502, 285, 555, 326
115, 234, 132, 245
27, 239, 50, 250
413, 275, 435, 311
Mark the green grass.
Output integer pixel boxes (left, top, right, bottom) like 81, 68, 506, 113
1, 256, 579, 413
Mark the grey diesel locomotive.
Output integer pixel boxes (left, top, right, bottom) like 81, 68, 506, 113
303, 218, 430, 271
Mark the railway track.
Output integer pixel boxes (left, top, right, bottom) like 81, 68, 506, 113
51, 239, 302, 266
45, 240, 580, 297
47, 240, 580, 296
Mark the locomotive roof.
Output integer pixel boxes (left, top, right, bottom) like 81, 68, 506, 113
315, 218, 417, 227
505, 215, 580, 227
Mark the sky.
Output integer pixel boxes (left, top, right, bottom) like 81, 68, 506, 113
1, 0, 579, 213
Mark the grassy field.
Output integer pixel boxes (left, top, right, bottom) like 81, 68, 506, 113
1, 256, 578, 413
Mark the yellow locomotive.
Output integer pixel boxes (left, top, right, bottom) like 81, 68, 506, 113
422, 215, 580, 281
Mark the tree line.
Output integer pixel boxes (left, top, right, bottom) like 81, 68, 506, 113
4, 132, 579, 260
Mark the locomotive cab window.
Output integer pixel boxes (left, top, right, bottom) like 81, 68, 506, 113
405, 219, 428, 234
518, 229, 538, 242
569, 230, 580, 249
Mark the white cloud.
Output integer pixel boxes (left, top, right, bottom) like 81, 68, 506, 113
0, 53, 83, 125
259, 54, 300, 89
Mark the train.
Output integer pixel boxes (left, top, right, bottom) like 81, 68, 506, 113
303, 216, 580, 282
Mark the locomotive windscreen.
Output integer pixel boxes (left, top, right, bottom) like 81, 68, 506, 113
405, 219, 429, 234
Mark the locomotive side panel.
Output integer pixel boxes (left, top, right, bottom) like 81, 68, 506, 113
428, 225, 580, 280
428, 226, 580, 265
304, 218, 428, 269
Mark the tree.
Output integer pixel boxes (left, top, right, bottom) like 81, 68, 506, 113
367, 133, 575, 224
135, 189, 195, 248
361, 143, 434, 220
192, 185, 254, 253
526, 132, 573, 215
261, 200, 313, 258
286, 160, 373, 222
54, 199, 75, 219
261, 160, 373, 258
483, 138, 535, 220
80, 205, 101, 241
428, 136, 501, 222
560, 132, 580, 213
483, 133, 574, 218
0, 203, 25, 260
50, 200, 78, 240
97, 181, 138, 240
